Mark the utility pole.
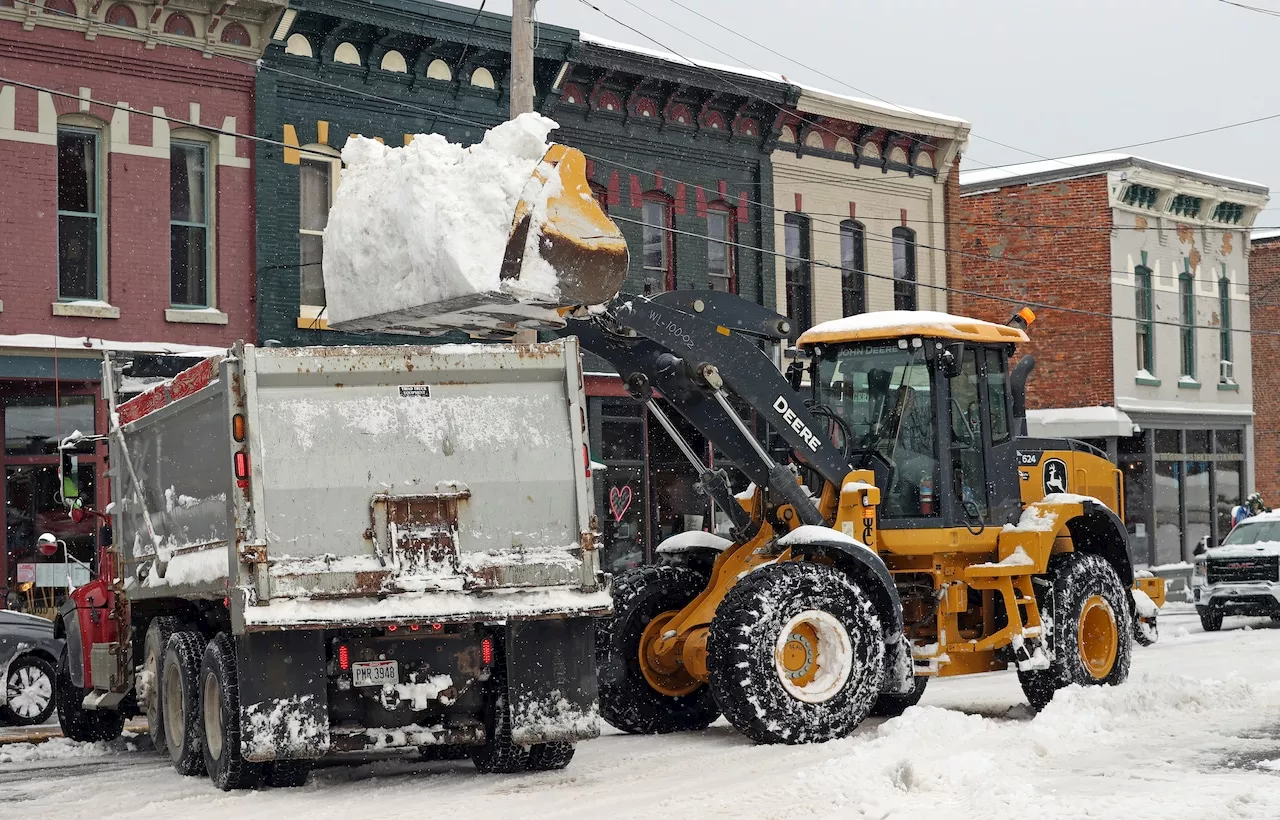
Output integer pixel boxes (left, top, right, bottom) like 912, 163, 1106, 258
510, 0, 536, 118
511, 0, 537, 343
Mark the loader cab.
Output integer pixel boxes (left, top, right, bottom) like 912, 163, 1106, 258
799, 315, 1028, 532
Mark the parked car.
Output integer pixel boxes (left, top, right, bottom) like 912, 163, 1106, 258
0, 609, 62, 725
1192, 511, 1280, 631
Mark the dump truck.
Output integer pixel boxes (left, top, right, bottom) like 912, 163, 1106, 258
317, 116, 1164, 745
54, 340, 609, 789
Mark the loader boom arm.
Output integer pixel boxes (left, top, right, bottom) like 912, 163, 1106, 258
563, 293, 855, 530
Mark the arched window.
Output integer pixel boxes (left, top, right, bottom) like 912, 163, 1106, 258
840, 220, 866, 316
778, 125, 796, 144
784, 212, 812, 334
641, 192, 673, 293
299, 145, 341, 311
1134, 265, 1154, 374
470, 67, 495, 89
220, 22, 250, 47
560, 82, 585, 105
380, 50, 407, 73
633, 97, 658, 119
44, 0, 76, 17
57, 119, 107, 301
104, 3, 137, 27
595, 89, 622, 112
706, 201, 735, 293
333, 42, 361, 66
426, 59, 452, 81
861, 141, 881, 161
889, 145, 909, 165
892, 226, 917, 311
1180, 268, 1196, 380
285, 33, 313, 57
834, 137, 854, 154
666, 103, 692, 125
163, 12, 195, 37
702, 110, 726, 131
803, 130, 824, 149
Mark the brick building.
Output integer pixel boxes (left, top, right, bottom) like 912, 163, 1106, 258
1247, 229, 1280, 503
0, 0, 284, 600
957, 155, 1269, 565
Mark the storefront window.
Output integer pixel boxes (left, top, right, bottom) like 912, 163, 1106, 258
5, 463, 96, 603
1185, 460, 1211, 555
592, 399, 646, 574
1122, 458, 1151, 564
4, 393, 95, 456
1155, 430, 1181, 456
1153, 460, 1182, 565
1215, 458, 1243, 542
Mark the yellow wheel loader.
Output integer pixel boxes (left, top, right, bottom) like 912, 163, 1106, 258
326, 134, 1154, 745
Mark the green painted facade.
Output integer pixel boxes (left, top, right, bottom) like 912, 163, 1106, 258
253, 0, 790, 348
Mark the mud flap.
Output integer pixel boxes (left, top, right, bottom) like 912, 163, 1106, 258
236, 630, 330, 762
505, 617, 600, 745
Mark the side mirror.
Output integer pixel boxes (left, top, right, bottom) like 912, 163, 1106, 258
941, 343, 965, 379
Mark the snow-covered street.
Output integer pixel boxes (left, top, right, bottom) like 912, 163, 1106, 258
2, 608, 1278, 820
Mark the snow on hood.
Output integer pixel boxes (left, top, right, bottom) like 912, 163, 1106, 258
1204, 541, 1280, 559
655, 531, 734, 554
801, 310, 1022, 340
776, 525, 873, 553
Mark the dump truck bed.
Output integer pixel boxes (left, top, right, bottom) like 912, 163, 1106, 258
111, 340, 608, 631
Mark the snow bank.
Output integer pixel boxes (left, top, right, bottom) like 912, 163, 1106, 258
0, 734, 138, 764
323, 114, 565, 326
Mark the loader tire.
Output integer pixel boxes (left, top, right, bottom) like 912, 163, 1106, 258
200, 632, 266, 791
707, 562, 885, 745
55, 649, 124, 743
162, 631, 207, 776
869, 675, 928, 719
526, 742, 575, 771
596, 565, 720, 735
1019, 552, 1133, 712
142, 616, 182, 751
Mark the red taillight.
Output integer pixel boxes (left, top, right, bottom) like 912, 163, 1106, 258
431, 623, 443, 631
410, 623, 420, 632
338, 644, 350, 671
584, 445, 591, 478
387, 623, 398, 632
481, 637, 494, 665
234, 450, 249, 482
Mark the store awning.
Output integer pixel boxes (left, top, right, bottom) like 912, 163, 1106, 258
1026, 406, 1135, 439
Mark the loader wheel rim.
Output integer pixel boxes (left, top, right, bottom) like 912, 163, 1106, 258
638, 611, 702, 697
203, 672, 223, 761
774, 610, 853, 704
1077, 595, 1118, 679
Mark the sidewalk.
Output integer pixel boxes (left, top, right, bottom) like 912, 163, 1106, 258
0, 718, 147, 746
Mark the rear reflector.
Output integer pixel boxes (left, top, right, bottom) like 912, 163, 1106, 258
232, 413, 246, 442
584, 444, 591, 478
338, 644, 350, 671
481, 636, 494, 666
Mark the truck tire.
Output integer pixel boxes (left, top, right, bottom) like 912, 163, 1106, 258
596, 565, 720, 735
162, 631, 207, 776
55, 649, 124, 743
869, 674, 928, 719
469, 664, 530, 774
1019, 552, 1133, 712
142, 616, 182, 751
1, 655, 56, 726
1198, 606, 1224, 632
526, 742, 575, 771
265, 760, 312, 788
201, 632, 266, 791
706, 561, 886, 745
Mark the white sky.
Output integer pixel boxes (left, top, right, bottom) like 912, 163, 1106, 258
461, 0, 1280, 219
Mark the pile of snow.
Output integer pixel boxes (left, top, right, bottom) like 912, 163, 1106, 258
323, 114, 566, 327
0, 734, 138, 764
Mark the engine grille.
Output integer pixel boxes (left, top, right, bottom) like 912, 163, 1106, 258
1208, 555, 1280, 585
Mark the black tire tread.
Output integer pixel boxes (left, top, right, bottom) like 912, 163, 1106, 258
201, 632, 267, 791
596, 565, 720, 735
265, 760, 312, 788
526, 742, 575, 771
869, 675, 928, 718
163, 631, 207, 776
469, 645, 530, 774
143, 616, 182, 751
56, 648, 124, 743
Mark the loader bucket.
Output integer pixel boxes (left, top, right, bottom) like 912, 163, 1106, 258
502, 144, 629, 308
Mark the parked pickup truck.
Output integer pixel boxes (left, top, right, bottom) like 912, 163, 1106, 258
1192, 511, 1280, 631
55, 340, 609, 790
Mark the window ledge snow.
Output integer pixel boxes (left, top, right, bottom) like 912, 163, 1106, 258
52, 300, 120, 319
166, 307, 228, 325
1217, 380, 1240, 392
1135, 370, 1161, 386
1177, 377, 1202, 389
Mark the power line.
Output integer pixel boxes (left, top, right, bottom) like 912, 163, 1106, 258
1216, 0, 1280, 17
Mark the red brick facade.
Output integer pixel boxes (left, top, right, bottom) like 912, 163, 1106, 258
0, 18, 259, 346
1250, 237, 1280, 501
951, 175, 1114, 410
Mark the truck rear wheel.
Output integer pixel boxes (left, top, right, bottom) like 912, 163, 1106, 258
55, 649, 124, 743
1019, 552, 1133, 711
526, 742, 575, 771
201, 633, 266, 791
706, 562, 886, 745
142, 617, 181, 751
596, 565, 720, 735
162, 631, 207, 776
469, 664, 529, 774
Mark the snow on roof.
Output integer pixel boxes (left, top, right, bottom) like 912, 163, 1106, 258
0, 334, 225, 357
805, 310, 1013, 337
578, 34, 967, 131
1027, 406, 1135, 438
961, 153, 1268, 192
1252, 227, 1280, 242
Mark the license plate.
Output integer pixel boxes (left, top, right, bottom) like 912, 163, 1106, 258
352, 660, 399, 687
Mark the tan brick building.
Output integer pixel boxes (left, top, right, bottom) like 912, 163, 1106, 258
770, 87, 969, 335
